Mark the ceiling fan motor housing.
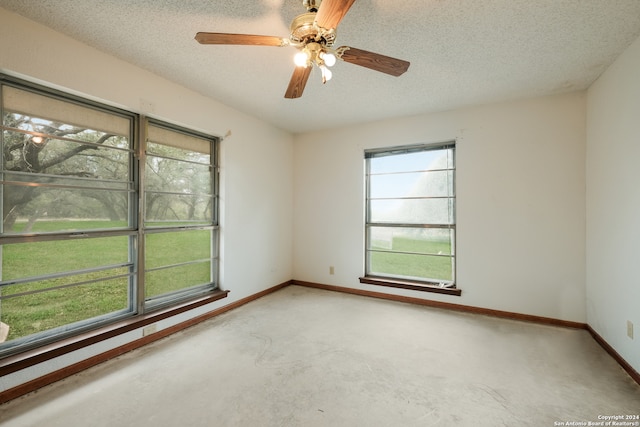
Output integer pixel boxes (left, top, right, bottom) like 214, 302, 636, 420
290, 13, 337, 48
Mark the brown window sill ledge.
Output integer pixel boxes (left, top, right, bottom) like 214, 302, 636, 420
359, 276, 462, 296
0, 289, 229, 375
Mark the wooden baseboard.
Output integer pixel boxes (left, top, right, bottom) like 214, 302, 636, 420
293, 280, 587, 329
2, 278, 637, 405
0, 281, 290, 405
586, 325, 640, 385
0, 290, 230, 375
293, 280, 640, 387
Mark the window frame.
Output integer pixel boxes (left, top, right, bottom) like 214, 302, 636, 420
360, 142, 460, 296
140, 118, 220, 311
0, 74, 222, 358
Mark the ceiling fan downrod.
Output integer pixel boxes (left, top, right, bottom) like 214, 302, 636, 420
303, 0, 321, 13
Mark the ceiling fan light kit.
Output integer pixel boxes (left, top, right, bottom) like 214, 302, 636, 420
195, 0, 410, 98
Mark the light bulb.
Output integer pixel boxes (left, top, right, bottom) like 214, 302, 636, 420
321, 51, 336, 67
320, 65, 332, 83
294, 51, 309, 67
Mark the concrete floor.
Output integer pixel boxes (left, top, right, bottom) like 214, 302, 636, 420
1, 285, 639, 426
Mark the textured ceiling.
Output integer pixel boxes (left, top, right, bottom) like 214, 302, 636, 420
1, 0, 640, 133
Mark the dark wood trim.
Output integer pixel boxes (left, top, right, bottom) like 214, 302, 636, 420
359, 276, 462, 296
294, 281, 639, 386
207, 280, 291, 317
294, 280, 586, 329
586, 325, 640, 386
3, 279, 638, 404
0, 281, 290, 404
0, 290, 230, 375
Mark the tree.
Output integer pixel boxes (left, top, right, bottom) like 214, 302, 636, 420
144, 142, 212, 225
3, 111, 212, 232
2, 112, 129, 231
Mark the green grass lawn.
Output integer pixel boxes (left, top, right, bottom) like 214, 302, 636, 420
10, 219, 129, 234
145, 229, 212, 298
370, 236, 453, 281
1, 223, 213, 342
2, 225, 450, 344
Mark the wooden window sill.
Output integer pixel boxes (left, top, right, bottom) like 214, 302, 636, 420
359, 276, 462, 296
0, 289, 229, 375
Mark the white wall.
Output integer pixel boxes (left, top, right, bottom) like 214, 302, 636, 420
0, 8, 293, 390
586, 34, 640, 373
294, 92, 587, 323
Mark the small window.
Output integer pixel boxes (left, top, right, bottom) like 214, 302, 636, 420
362, 142, 458, 294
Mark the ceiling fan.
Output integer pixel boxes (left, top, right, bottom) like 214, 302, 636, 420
195, 0, 410, 99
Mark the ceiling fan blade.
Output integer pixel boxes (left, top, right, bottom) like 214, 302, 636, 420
195, 32, 288, 47
284, 66, 312, 99
315, 0, 357, 30
339, 47, 410, 77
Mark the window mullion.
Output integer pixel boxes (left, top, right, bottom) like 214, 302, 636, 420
136, 117, 147, 315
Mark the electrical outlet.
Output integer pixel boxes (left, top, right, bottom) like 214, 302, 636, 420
627, 321, 634, 339
143, 324, 157, 336
329, 266, 335, 275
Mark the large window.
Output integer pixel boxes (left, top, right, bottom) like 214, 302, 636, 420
363, 142, 458, 294
0, 75, 219, 356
